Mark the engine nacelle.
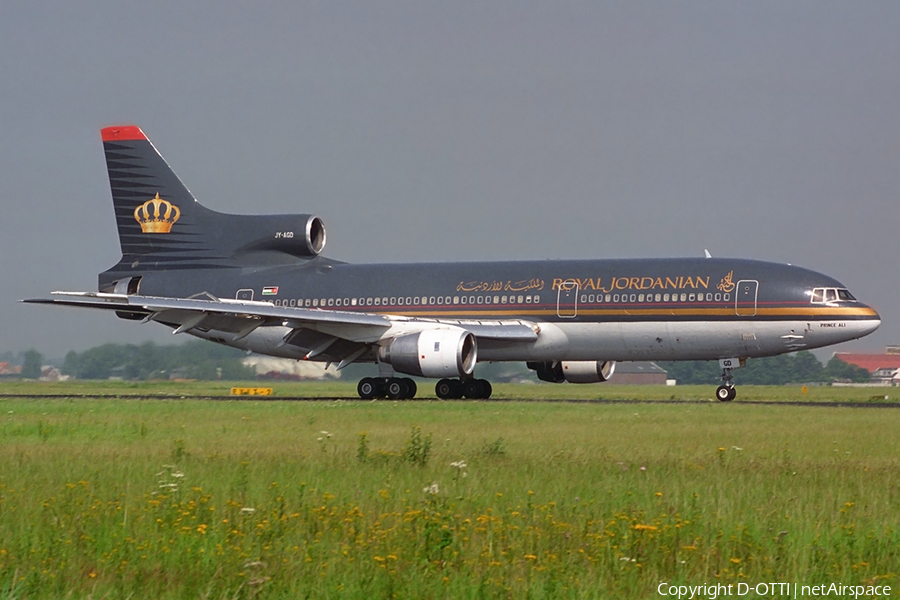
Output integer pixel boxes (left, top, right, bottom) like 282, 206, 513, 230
237, 214, 326, 257
561, 360, 616, 383
378, 329, 477, 378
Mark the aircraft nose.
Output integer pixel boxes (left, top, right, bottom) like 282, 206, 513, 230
856, 304, 881, 338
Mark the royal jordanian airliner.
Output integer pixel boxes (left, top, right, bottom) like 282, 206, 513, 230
26, 126, 881, 401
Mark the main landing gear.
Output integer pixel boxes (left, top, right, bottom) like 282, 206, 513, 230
358, 377, 418, 400
356, 377, 493, 400
435, 378, 492, 400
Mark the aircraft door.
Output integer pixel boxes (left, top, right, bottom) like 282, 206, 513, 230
237, 289, 254, 301
557, 279, 579, 318
734, 280, 758, 316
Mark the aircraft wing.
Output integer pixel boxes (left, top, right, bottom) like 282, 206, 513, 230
23, 292, 539, 360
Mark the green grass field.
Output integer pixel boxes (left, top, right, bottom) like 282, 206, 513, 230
1, 382, 898, 598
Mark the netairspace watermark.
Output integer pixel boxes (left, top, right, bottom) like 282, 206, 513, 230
657, 582, 891, 599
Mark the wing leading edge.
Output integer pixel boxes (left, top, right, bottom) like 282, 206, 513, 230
23, 292, 539, 359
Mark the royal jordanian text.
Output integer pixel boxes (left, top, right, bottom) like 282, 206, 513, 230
552, 275, 713, 293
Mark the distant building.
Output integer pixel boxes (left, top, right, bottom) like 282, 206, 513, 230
833, 347, 900, 385
613, 362, 668, 385
242, 356, 339, 380
0, 362, 22, 378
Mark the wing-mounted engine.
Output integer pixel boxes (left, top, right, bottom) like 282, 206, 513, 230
378, 329, 477, 378
528, 360, 616, 383
560, 360, 616, 383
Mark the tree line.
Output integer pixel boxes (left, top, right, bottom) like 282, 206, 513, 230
5, 343, 873, 385
658, 351, 871, 385
59, 340, 256, 380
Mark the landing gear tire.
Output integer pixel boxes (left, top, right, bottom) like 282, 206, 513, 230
436, 379, 453, 400
386, 379, 405, 400
358, 377, 379, 400
716, 385, 736, 402
436, 378, 489, 399
463, 378, 493, 400
383, 377, 417, 400
463, 379, 481, 399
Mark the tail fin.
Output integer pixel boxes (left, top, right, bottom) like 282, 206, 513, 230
99, 125, 326, 289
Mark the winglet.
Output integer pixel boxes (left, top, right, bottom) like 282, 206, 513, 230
101, 125, 147, 142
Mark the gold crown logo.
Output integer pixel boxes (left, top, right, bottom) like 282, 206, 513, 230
134, 193, 180, 233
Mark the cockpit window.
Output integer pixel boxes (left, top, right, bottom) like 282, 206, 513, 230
810, 287, 857, 304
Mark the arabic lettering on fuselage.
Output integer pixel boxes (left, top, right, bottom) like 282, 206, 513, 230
456, 279, 545, 293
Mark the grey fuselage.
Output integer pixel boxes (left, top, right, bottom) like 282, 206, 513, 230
112, 255, 881, 365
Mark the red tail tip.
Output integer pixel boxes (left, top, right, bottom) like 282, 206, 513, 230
101, 125, 147, 142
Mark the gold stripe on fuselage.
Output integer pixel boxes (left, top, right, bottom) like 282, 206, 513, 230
361, 306, 879, 319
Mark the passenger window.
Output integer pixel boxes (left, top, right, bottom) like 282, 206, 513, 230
312, 299, 319, 307
525, 296, 532, 304
613, 294, 619, 302
689, 294, 695, 301
407, 297, 413, 305
366, 298, 373, 306
334, 299, 340, 307
638, 294, 645, 302
374, 297, 380, 306
629, 294, 636, 302
533, 295, 540, 304
663, 294, 670, 302
453, 296, 459, 304
517, 295, 523, 304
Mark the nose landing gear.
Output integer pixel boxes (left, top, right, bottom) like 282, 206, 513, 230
716, 358, 743, 402
716, 384, 736, 402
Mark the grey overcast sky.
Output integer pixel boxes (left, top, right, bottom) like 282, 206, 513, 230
1, 1, 898, 359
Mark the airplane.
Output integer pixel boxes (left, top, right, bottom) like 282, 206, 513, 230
25, 125, 881, 401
